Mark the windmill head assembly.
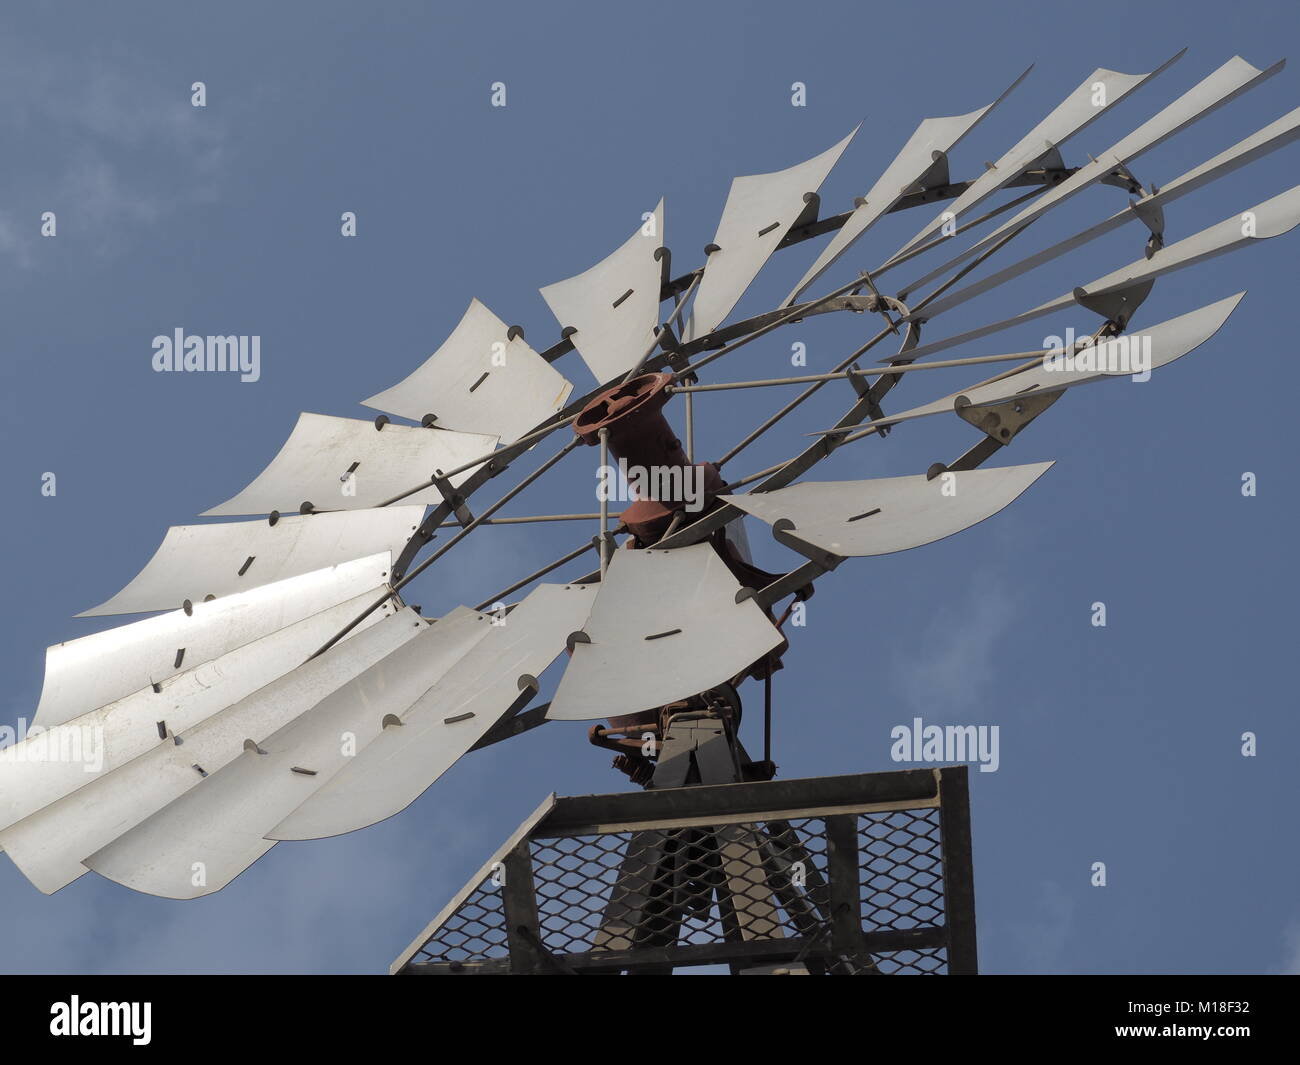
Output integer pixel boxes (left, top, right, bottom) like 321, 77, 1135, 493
5, 51, 1299, 975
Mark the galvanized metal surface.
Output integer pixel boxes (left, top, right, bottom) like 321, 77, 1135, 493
203, 412, 496, 515
540, 201, 665, 384
362, 298, 574, 444
722, 462, 1053, 559
77, 506, 424, 617
546, 543, 785, 721
683, 128, 857, 342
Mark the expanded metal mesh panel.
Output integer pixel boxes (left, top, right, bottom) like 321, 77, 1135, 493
393, 768, 976, 975
409, 874, 510, 966
529, 817, 832, 956
858, 808, 945, 930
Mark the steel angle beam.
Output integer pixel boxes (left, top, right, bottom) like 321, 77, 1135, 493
682, 127, 858, 342
270, 583, 597, 841
540, 201, 665, 385
723, 463, 1052, 559
784, 70, 1029, 306
863, 292, 1244, 432
908, 105, 1300, 323
901, 56, 1282, 295
887, 55, 1183, 264
0, 590, 405, 882
34, 554, 390, 729
78, 506, 423, 617
202, 413, 496, 516
81, 607, 499, 898
546, 544, 785, 722
889, 184, 1300, 365
362, 299, 574, 444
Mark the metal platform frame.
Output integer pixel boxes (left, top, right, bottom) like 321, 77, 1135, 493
391, 766, 976, 975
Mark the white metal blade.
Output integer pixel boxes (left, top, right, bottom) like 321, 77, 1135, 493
362, 298, 573, 444
682, 127, 858, 341
854, 293, 1244, 433
0, 607, 423, 894
77, 505, 424, 616
81, 607, 496, 898
901, 56, 1281, 295
722, 462, 1053, 557
0, 588, 402, 849
783, 69, 1029, 305
546, 544, 785, 722
35, 554, 390, 729
904, 104, 1300, 322
540, 201, 665, 384
202, 413, 495, 516
270, 582, 597, 841
887, 55, 1183, 263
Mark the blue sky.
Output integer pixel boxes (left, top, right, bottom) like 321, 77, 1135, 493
2, 0, 1298, 974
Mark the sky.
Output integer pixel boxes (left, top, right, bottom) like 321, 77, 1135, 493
1, 0, 1298, 975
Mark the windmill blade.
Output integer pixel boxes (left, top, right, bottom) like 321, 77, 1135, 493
900, 56, 1282, 294
80, 606, 504, 898
0, 595, 413, 893
77, 505, 424, 617
903, 104, 1300, 321
783, 68, 1030, 306
682, 127, 858, 342
202, 413, 496, 516
34, 554, 390, 729
5, 608, 423, 896
269, 582, 597, 842
888, 184, 1300, 364
540, 201, 664, 384
722, 462, 1053, 558
886, 54, 1184, 265
546, 543, 785, 722
362, 298, 574, 444
818, 292, 1242, 439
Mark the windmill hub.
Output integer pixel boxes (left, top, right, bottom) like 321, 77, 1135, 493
575, 371, 723, 544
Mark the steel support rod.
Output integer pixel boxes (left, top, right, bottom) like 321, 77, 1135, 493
598, 427, 610, 576
715, 322, 894, 469
667, 345, 1068, 394
620, 272, 701, 384
472, 540, 597, 612
309, 436, 583, 660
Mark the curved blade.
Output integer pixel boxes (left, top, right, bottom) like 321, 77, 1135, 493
901, 56, 1282, 295
722, 462, 1053, 557
0, 606, 422, 895
362, 298, 573, 444
905, 104, 1300, 322
36, 554, 389, 729
546, 543, 784, 721
831, 292, 1243, 436
77, 505, 424, 617
270, 582, 597, 841
683, 127, 858, 341
540, 201, 664, 384
81, 607, 496, 898
886, 54, 1183, 264
202, 413, 495, 516
784, 68, 1029, 306
889, 184, 1300, 364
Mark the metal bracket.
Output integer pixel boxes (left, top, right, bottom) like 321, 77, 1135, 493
430, 472, 475, 526
771, 518, 845, 573
1129, 197, 1166, 258
1071, 278, 1154, 331
953, 387, 1063, 445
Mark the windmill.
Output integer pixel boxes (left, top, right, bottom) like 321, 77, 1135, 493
4, 52, 1298, 972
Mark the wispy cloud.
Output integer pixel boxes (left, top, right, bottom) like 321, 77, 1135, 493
891, 569, 1017, 714
0, 39, 227, 269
